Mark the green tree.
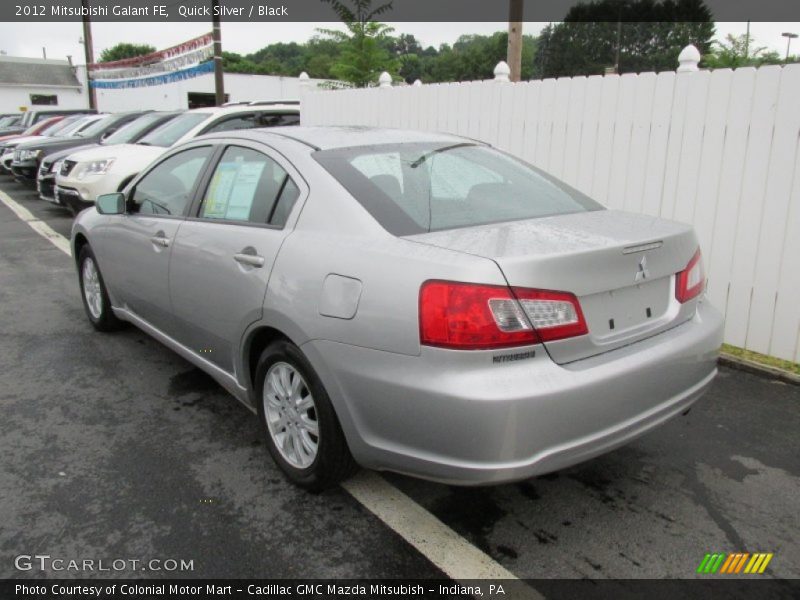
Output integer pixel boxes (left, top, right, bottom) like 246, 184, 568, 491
534, 0, 715, 78
99, 43, 156, 63
317, 0, 399, 87
703, 34, 786, 68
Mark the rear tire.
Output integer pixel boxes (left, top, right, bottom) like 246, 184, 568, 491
255, 340, 358, 491
78, 245, 123, 332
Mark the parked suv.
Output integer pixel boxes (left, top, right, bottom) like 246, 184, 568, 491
38, 111, 183, 205
10, 111, 147, 185
55, 103, 299, 213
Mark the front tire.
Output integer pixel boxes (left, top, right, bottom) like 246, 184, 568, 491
78, 245, 123, 332
255, 340, 358, 491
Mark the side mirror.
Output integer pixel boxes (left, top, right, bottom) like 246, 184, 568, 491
95, 192, 125, 215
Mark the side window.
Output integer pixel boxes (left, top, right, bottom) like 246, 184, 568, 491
255, 112, 300, 127
203, 113, 256, 134
130, 147, 211, 216
270, 177, 300, 227
199, 146, 294, 225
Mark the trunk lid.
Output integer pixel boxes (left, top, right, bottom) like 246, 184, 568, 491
407, 209, 700, 364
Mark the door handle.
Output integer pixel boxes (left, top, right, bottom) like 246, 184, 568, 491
234, 253, 265, 268
150, 235, 170, 248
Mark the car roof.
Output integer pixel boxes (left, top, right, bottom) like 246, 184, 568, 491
223, 126, 478, 151
186, 103, 300, 117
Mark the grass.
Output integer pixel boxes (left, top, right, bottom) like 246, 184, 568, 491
721, 343, 800, 377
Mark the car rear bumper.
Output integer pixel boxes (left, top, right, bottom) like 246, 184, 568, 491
304, 299, 724, 485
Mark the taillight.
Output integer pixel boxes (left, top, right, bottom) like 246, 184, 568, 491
676, 248, 705, 303
419, 280, 587, 350
512, 288, 588, 342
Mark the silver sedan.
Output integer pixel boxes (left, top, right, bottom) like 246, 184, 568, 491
71, 127, 724, 490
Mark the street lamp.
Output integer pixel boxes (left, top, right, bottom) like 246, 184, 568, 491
782, 32, 798, 63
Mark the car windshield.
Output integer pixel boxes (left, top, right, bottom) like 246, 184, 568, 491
103, 112, 177, 145
0, 116, 17, 128
74, 115, 114, 137
41, 117, 80, 136
137, 112, 209, 147
64, 117, 103, 136
314, 143, 603, 236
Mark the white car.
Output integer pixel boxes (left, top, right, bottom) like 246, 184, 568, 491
54, 104, 300, 213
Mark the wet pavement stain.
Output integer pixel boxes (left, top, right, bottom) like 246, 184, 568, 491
429, 487, 507, 555
618, 551, 642, 567
532, 529, 558, 544
582, 557, 603, 572
496, 544, 518, 559
517, 481, 541, 501
168, 368, 220, 396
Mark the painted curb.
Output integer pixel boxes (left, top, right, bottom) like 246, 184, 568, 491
718, 353, 800, 386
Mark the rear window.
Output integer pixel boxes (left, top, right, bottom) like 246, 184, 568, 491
313, 143, 602, 236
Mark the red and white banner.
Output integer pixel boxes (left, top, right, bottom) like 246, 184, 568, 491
88, 33, 213, 71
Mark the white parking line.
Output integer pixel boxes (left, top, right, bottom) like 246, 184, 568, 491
0, 190, 71, 256
0, 188, 542, 597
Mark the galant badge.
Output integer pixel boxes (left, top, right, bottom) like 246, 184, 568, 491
635, 255, 650, 282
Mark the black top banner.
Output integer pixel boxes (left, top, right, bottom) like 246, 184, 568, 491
4, 0, 800, 23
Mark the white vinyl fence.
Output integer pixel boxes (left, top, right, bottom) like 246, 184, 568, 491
301, 60, 800, 363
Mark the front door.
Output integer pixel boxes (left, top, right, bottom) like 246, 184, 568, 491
94, 146, 214, 336
168, 143, 303, 374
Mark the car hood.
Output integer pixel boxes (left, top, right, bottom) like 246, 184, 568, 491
65, 143, 165, 164
16, 135, 101, 153
41, 143, 100, 166
1, 135, 43, 149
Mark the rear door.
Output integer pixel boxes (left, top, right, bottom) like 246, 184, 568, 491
168, 141, 304, 374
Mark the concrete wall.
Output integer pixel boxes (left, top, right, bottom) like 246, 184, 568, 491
0, 85, 88, 113
1, 64, 327, 114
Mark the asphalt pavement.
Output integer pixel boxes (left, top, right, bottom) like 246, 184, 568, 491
0, 177, 798, 585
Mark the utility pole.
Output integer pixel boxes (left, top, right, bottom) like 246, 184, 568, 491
211, 0, 225, 106
783, 32, 798, 64
81, 0, 96, 109
744, 21, 750, 60
507, 0, 523, 82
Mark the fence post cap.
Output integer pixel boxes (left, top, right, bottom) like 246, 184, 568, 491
677, 44, 701, 72
413, 79, 422, 86
494, 60, 511, 82
378, 71, 392, 88
298, 71, 310, 86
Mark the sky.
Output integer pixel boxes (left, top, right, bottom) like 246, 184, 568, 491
0, 21, 798, 64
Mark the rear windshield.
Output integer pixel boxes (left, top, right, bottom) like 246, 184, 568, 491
314, 143, 602, 236
103, 112, 178, 145
137, 112, 209, 147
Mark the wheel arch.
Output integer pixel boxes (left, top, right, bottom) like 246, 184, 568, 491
73, 232, 89, 266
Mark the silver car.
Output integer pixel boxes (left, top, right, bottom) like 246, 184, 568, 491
71, 127, 724, 490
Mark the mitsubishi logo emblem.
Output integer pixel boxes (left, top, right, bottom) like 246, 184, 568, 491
635, 255, 650, 282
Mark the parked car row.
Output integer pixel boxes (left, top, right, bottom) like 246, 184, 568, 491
0, 103, 300, 215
